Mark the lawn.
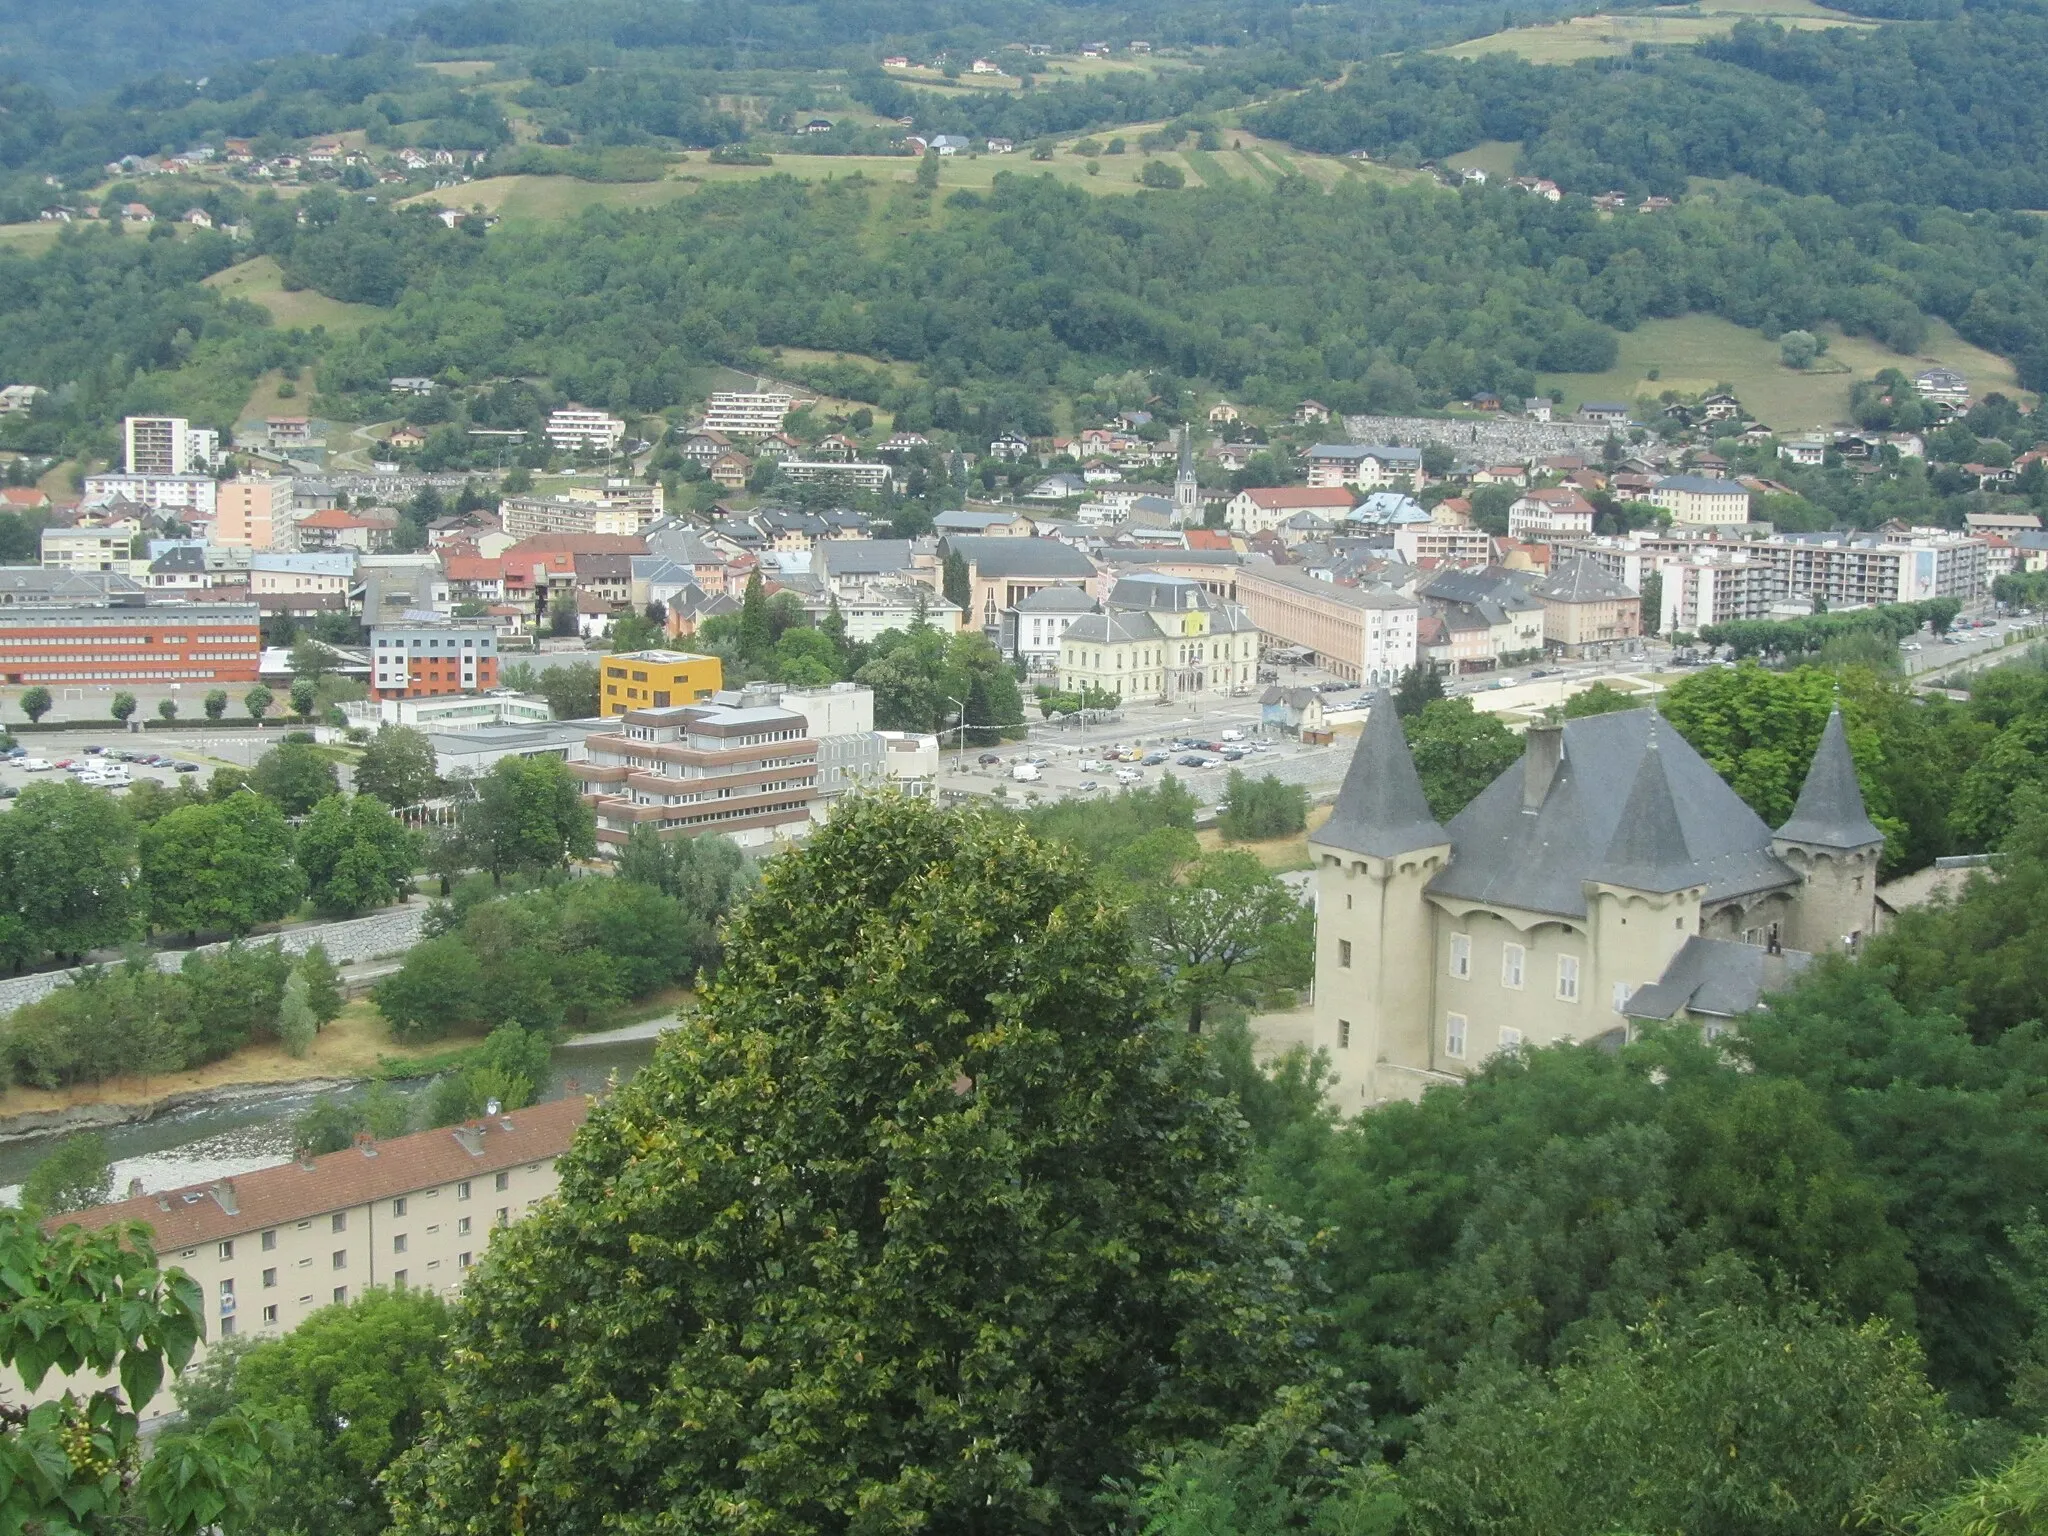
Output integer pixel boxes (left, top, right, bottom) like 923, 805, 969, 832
1440, 0, 1873, 62
236, 367, 323, 436
1447, 140, 1524, 179
1537, 312, 2027, 430
203, 255, 383, 335
0, 221, 65, 254
1197, 802, 1332, 870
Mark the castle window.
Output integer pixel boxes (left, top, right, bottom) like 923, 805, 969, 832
1449, 934, 1471, 979
1501, 943, 1525, 990
1337, 939, 1352, 969
1444, 1013, 1467, 1059
1557, 954, 1580, 1002
1337, 1020, 1351, 1049
1612, 981, 1635, 1014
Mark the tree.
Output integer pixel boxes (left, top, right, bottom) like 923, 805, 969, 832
962, 669, 998, 746
942, 549, 971, 615
534, 661, 599, 720
1220, 771, 1308, 841
1393, 663, 1444, 718
19, 684, 51, 723
354, 725, 441, 809
0, 1206, 269, 1536
158, 696, 179, 722
277, 968, 317, 1057
289, 676, 317, 722
738, 568, 771, 662
1141, 158, 1187, 188
426, 1021, 552, 1125
607, 611, 660, 653
20, 1129, 113, 1213
1779, 328, 1820, 368
204, 688, 228, 721
296, 794, 422, 916
1640, 568, 1663, 634
111, 690, 137, 724
250, 739, 340, 816
460, 754, 596, 882
292, 1083, 410, 1155
244, 685, 274, 724
1662, 663, 1890, 831
373, 933, 485, 1040
177, 1287, 453, 1536
386, 799, 1314, 1534
141, 791, 305, 937
0, 779, 140, 966
1131, 850, 1312, 1029
289, 635, 331, 682
614, 826, 754, 976
1404, 698, 1521, 820
773, 625, 841, 685
296, 943, 345, 1027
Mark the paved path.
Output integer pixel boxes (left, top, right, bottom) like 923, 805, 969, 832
558, 1015, 681, 1047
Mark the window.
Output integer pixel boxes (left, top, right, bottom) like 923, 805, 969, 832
1499, 1026, 1524, 1054
458, 1252, 473, 1270
1445, 1013, 1467, 1060
1337, 938, 1352, 969
495, 1171, 509, 1192
333, 1286, 348, 1304
219, 1315, 237, 1337
496, 1207, 510, 1228
1337, 1020, 1351, 1050
218, 1240, 234, 1261
457, 1181, 472, 1201
393, 1234, 408, 1254
331, 1213, 346, 1234
262, 1305, 278, 1325
332, 1250, 347, 1270
219, 1278, 234, 1298
1557, 954, 1580, 1002
393, 1197, 408, 1217
457, 1217, 471, 1236
1449, 934, 1471, 979
1612, 981, 1635, 1014
1501, 943, 1525, 989
262, 1267, 276, 1288
392, 1272, 406, 1290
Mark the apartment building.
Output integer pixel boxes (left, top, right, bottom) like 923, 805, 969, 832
1224, 487, 1358, 536
369, 620, 500, 701
41, 522, 144, 574
1394, 521, 1494, 567
1774, 529, 1986, 606
18, 1097, 588, 1416
778, 461, 894, 491
0, 600, 260, 685
1233, 564, 1420, 685
1303, 444, 1423, 490
1659, 553, 1794, 633
214, 479, 285, 549
250, 552, 355, 601
124, 415, 216, 476
1651, 475, 1752, 527
700, 392, 794, 436
82, 473, 218, 517
500, 483, 664, 541
600, 649, 725, 715
574, 702, 819, 849
1507, 488, 1596, 541
545, 408, 628, 455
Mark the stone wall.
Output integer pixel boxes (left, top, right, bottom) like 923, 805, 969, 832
0, 902, 430, 1017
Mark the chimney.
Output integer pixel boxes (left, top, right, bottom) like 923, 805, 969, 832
1523, 723, 1565, 811
127, 1177, 145, 1200
210, 1179, 238, 1216
355, 1131, 378, 1157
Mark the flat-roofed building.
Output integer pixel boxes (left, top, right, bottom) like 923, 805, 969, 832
215, 479, 286, 548
600, 649, 724, 715
701, 392, 793, 436
1233, 564, 1420, 685
574, 702, 818, 848
0, 599, 260, 686
545, 409, 627, 455
369, 620, 500, 701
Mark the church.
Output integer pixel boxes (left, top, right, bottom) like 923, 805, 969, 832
1308, 693, 1883, 1110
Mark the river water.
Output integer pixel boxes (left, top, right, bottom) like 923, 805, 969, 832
0, 1034, 662, 1206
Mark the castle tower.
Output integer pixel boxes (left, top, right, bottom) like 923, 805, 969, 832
1771, 708, 1884, 954
1310, 690, 1452, 1108
1585, 719, 1706, 1020
1173, 426, 1199, 525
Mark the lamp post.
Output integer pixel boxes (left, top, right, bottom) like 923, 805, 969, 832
945, 695, 966, 772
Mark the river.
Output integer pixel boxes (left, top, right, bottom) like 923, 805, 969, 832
0, 1033, 664, 1206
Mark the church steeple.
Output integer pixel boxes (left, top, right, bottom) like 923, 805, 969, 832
1316, 690, 1447, 858
1776, 709, 1883, 851
1174, 425, 1199, 524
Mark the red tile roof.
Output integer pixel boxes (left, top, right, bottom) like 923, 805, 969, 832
60, 1095, 591, 1248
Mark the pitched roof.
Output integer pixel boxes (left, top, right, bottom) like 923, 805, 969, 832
1061, 609, 1155, 644
1237, 487, 1358, 510
817, 539, 915, 577
1623, 936, 1814, 1022
941, 534, 1096, 579
1595, 722, 1697, 892
1775, 709, 1883, 850
62, 1096, 590, 1247
1427, 708, 1796, 918
1534, 559, 1635, 603
1013, 583, 1097, 613
1315, 691, 1447, 858
1655, 475, 1746, 495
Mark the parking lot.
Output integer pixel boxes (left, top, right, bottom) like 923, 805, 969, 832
0, 728, 294, 805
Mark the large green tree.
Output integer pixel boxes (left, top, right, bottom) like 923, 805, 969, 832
388, 799, 1315, 1534
249, 740, 341, 817
1130, 849, 1313, 1030
0, 779, 138, 966
353, 726, 442, 809
458, 754, 596, 882
1403, 698, 1520, 821
295, 794, 423, 916
141, 791, 306, 936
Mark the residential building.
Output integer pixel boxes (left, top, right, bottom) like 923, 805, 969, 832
1004, 583, 1096, 667
369, 620, 500, 701
1417, 567, 1546, 670
1507, 488, 1597, 541
1057, 575, 1261, 700
123, 415, 217, 476
18, 1097, 588, 1413
294, 508, 396, 554
1394, 521, 1493, 567
0, 599, 261, 686
81, 473, 218, 517
1303, 444, 1423, 490
501, 534, 651, 604
1772, 528, 1986, 605
1651, 475, 1752, 527
1577, 401, 1631, 425
249, 553, 355, 603
214, 479, 285, 549
599, 650, 725, 716
267, 417, 313, 447
940, 535, 1100, 635
1914, 368, 1970, 407
545, 408, 628, 455
1224, 487, 1359, 536
1233, 564, 1420, 685
778, 460, 894, 491
1530, 559, 1641, 656
932, 510, 1033, 537
501, 488, 663, 541
0, 568, 146, 606
574, 702, 819, 849
41, 522, 143, 574
1779, 438, 1828, 468
0, 385, 45, 416
1308, 700, 1880, 1108
1657, 551, 1791, 633
814, 538, 922, 594
700, 393, 794, 437
810, 581, 963, 641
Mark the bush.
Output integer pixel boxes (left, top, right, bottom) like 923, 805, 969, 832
1140, 159, 1186, 189
1220, 771, 1309, 841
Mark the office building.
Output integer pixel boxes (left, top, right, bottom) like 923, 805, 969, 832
0, 600, 260, 685
574, 702, 819, 849
369, 620, 500, 701
599, 650, 725, 716
1233, 564, 1421, 685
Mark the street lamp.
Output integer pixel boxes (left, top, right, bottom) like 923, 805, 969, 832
944, 695, 966, 772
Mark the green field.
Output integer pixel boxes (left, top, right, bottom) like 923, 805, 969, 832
1440, 0, 1874, 61
1538, 312, 2028, 430
203, 255, 383, 334
1446, 141, 1524, 179
0, 221, 66, 254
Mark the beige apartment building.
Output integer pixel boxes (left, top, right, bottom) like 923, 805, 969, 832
16, 1096, 589, 1416
215, 480, 285, 549
1234, 564, 1419, 684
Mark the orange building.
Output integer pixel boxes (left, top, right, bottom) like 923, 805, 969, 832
0, 601, 260, 685
369, 621, 500, 700
213, 480, 283, 549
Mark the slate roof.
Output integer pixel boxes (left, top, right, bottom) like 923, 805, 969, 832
816, 539, 915, 578
1315, 691, 1447, 858
1534, 559, 1635, 603
1655, 475, 1746, 495
1775, 709, 1883, 850
1062, 609, 1156, 644
1623, 936, 1813, 1022
1426, 708, 1798, 919
942, 535, 1097, 579
1013, 584, 1097, 613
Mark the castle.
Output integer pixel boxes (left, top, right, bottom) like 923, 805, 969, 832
1309, 694, 1882, 1109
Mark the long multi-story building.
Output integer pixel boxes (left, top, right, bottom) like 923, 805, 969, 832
700, 392, 793, 437
1233, 564, 1420, 685
573, 701, 819, 849
0, 599, 260, 686
778, 460, 894, 491
545, 408, 627, 455
41, 522, 144, 574
16, 1097, 589, 1417
81, 473, 218, 517
369, 620, 500, 701
1564, 527, 1987, 614
501, 483, 665, 541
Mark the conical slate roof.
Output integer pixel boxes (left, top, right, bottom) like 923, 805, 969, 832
1316, 690, 1448, 858
1776, 709, 1883, 850
1595, 720, 1697, 893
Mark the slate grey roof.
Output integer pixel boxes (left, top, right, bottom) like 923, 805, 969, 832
1314, 691, 1447, 858
933, 510, 1021, 532
1419, 567, 1542, 612
1427, 708, 1797, 918
1623, 936, 1813, 1022
817, 539, 915, 579
1062, 609, 1155, 645
1535, 559, 1635, 603
1775, 709, 1883, 850
1013, 584, 1097, 613
1655, 475, 1744, 495
942, 535, 1097, 580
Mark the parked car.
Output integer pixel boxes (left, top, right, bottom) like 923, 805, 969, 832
1010, 762, 1042, 783
1077, 780, 1099, 793
174, 761, 201, 772
1176, 753, 1211, 768
0, 786, 17, 799
1142, 751, 1169, 766
1222, 748, 1245, 761
1221, 728, 1245, 742
1115, 767, 1142, 784
83, 744, 105, 755
977, 752, 1002, 765
20, 759, 50, 772
1080, 759, 1106, 773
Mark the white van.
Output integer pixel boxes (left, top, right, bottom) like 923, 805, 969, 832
1010, 762, 1042, 783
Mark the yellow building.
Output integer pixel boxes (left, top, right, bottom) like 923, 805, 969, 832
602, 649, 724, 715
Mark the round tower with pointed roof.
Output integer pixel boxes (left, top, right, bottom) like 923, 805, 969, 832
1770, 708, 1885, 954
